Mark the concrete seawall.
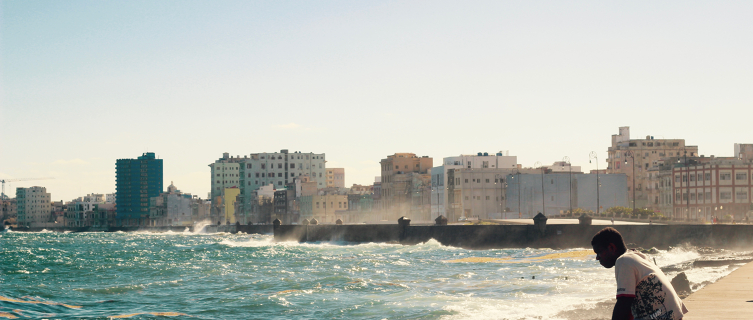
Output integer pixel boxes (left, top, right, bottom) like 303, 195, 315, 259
275, 224, 753, 249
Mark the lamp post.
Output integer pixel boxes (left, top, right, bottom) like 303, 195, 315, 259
624, 150, 636, 215
590, 152, 600, 216
563, 156, 572, 217
534, 161, 545, 215
684, 150, 689, 221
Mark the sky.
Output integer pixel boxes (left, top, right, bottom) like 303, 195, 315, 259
1, 0, 752, 201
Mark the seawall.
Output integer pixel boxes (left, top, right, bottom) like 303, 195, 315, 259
274, 224, 753, 250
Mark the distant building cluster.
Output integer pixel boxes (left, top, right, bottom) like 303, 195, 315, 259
3, 126, 752, 229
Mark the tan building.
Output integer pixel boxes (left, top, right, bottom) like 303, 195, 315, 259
606, 126, 698, 212
379, 153, 433, 221
326, 168, 345, 188
735, 143, 753, 161
300, 194, 348, 223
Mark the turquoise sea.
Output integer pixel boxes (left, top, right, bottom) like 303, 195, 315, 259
0, 230, 737, 319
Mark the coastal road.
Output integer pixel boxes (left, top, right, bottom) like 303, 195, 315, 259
683, 261, 753, 319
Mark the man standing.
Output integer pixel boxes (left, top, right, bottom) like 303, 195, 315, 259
591, 227, 688, 320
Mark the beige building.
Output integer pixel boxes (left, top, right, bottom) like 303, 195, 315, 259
606, 126, 698, 211
326, 168, 345, 188
300, 194, 348, 223
379, 153, 433, 221
16, 186, 51, 228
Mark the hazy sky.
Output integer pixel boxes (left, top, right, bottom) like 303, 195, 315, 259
2, 1, 752, 201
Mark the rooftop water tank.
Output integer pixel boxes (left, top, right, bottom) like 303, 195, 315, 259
477, 152, 483, 156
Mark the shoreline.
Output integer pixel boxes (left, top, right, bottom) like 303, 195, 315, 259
555, 250, 750, 320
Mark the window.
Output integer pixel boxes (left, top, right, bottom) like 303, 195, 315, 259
395, 166, 399, 169
675, 175, 681, 183
256, 173, 260, 177
697, 174, 702, 181
706, 191, 711, 200
278, 173, 282, 177
486, 179, 490, 183
465, 196, 469, 200
683, 193, 688, 201
316, 202, 319, 209
705, 173, 711, 181
477, 179, 480, 183
486, 196, 490, 200
737, 191, 748, 200
690, 174, 695, 182
682, 175, 687, 182
465, 179, 469, 183
736, 173, 747, 181
690, 193, 695, 200
720, 173, 731, 181
698, 192, 704, 201
261, 173, 265, 177
290, 164, 295, 168
720, 192, 732, 200
456, 178, 460, 184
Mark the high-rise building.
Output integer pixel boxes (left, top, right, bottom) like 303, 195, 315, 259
16, 186, 51, 228
606, 127, 698, 211
116, 152, 163, 226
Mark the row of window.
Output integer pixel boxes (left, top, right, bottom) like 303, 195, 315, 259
676, 191, 750, 201
676, 172, 750, 183
315, 202, 347, 209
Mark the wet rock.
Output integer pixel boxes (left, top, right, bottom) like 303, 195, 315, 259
641, 247, 659, 254
670, 272, 692, 298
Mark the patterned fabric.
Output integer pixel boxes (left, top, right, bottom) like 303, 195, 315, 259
615, 251, 688, 320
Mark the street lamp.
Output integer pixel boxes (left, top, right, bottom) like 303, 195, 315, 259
624, 150, 635, 215
589, 151, 600, 216
534, 161, 545, 215
563, 156, 572, 217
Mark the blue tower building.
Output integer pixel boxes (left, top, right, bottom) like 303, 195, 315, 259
116, 152, 163, 226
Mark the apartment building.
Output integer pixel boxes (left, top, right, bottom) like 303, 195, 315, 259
326, 168, 345, 188
606, 126, 698, 211
672, 158, 753, 220
379, 153, 433, 221
211, 150, 326, 217
432, 152, 518, 221
16, 186, 51, 228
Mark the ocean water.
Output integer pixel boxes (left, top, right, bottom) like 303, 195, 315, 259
0, 230, 739, 319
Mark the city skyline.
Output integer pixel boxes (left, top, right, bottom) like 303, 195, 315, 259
2, 1, 752, 201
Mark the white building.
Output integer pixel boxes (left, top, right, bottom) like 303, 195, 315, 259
431, 152, 518, 220
16, 186, 51, 228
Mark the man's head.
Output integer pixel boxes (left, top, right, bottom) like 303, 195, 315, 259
591, 227, 627, 268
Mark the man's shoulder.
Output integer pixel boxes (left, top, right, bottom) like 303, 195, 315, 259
616, 250, 646, 266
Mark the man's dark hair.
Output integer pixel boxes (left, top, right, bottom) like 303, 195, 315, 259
591, 227, 627, 252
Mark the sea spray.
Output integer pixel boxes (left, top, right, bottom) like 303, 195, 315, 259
0, 231, 742, 320
192, 219, 212, 234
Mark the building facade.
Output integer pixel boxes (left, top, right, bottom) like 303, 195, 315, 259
505, 172, 629, 218
379, 153, 433, 221
211, 150, 326, 219
671, 159, 753, 221
606, 126, 698, 212
326, 168, 345, 188
116, 152, 163, 226
433, 152, 518, 221
16, 186, 51, 228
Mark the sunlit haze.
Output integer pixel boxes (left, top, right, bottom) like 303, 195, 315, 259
2, 0, 752, 201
